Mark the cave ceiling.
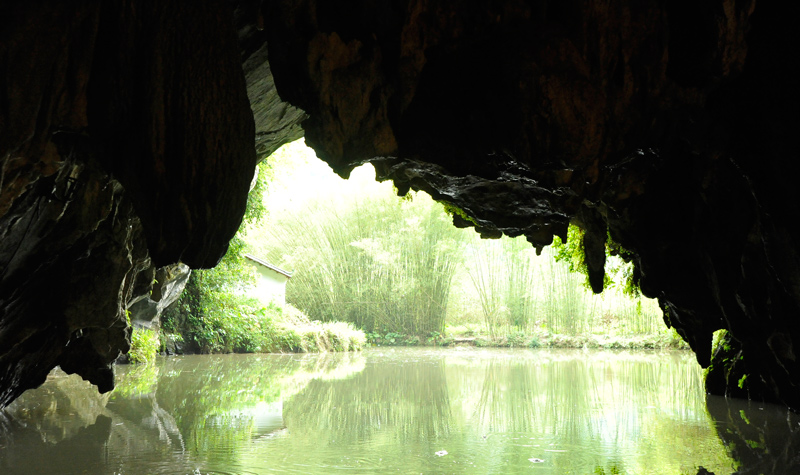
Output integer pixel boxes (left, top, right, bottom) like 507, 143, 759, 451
1, 0, 799, 410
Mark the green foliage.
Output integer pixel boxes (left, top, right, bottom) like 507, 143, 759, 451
257, 180, 466, 336
426, 331, 442, 345
551, 224, 589, 277
506, 331, 527, 347
739, 409, 750, 425
474, 337, 492, 347
738, 373, 748, 389
126, 310, 159, 364
551, 224, 614, 291
367, 331, 431, 347
159, 331, 183, 350
290, 318, 365, 352
162, 160, 270, 350
166, 297, 365, 355
551, 224, 643, 297
463, 234, 539, 337
129, 326, 160, 364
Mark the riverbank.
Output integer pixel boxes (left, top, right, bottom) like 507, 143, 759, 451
368, 327, 690, 350
130, 304, 366, 363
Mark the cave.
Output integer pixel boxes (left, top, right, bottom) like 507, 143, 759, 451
1, 0, 799, 412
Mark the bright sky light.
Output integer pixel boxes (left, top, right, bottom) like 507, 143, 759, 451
263, 139, 395, 212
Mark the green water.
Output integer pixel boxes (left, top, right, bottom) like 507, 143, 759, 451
0, 348, 796, 474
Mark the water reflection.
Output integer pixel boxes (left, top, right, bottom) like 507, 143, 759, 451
1, 348, 796, 474
0, 353, 365, 474
0, 372, 113, 473
279, 349, 732, 474
707, 395, 800, 474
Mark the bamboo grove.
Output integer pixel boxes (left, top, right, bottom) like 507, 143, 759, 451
245, 141, 666, 340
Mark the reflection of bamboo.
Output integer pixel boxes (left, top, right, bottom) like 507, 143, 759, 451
284, 356, 453, 441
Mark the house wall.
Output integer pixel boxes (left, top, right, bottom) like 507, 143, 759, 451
246, 266, 289, 305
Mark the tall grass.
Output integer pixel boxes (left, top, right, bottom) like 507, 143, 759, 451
258, 185, 464, 335
452, 236, 664, 338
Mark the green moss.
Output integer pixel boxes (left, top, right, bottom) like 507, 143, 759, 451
738, 373, 748, 389
550, 224, 646, 297
710, 329, 728, 355
551, 224, 588, 276
739, 409, 750, 425
440, 202, 477, 225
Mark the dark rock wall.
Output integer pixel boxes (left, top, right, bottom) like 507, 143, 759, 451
87, 1, 257, 267
0, 1, 259, 406
233, 1, 307, 159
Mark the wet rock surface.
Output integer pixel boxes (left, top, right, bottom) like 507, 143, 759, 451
2, 0, 800, 410
127, 263, 191, 330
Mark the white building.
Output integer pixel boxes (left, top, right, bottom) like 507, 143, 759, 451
244, 254, 293, 305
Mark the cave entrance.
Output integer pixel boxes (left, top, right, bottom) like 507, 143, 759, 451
163, 138, 676, 352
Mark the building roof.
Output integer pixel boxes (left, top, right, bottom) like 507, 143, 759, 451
244, 254, 293, 278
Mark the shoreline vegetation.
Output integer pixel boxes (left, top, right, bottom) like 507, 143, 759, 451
128, 303, 687, 365
369, 325, 690, 350
155, 303, 366, 358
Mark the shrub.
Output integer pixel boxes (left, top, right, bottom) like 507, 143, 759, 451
507, 332, 526, 347
474, 337, 492, 347
403, 335, 421, 346
129, 326, 160, 364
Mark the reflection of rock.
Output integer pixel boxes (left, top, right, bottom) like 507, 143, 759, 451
0, 353, 371, 472
106, 394, 185, 454
0, 414, 112, 475
706, 395, 800, 474
1, 370, 109, 444
0, 366, 191, 473
0, 370, 114, 474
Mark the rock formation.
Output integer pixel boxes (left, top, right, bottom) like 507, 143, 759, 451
2, 0, 799, 410
0, 1, 261, 407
